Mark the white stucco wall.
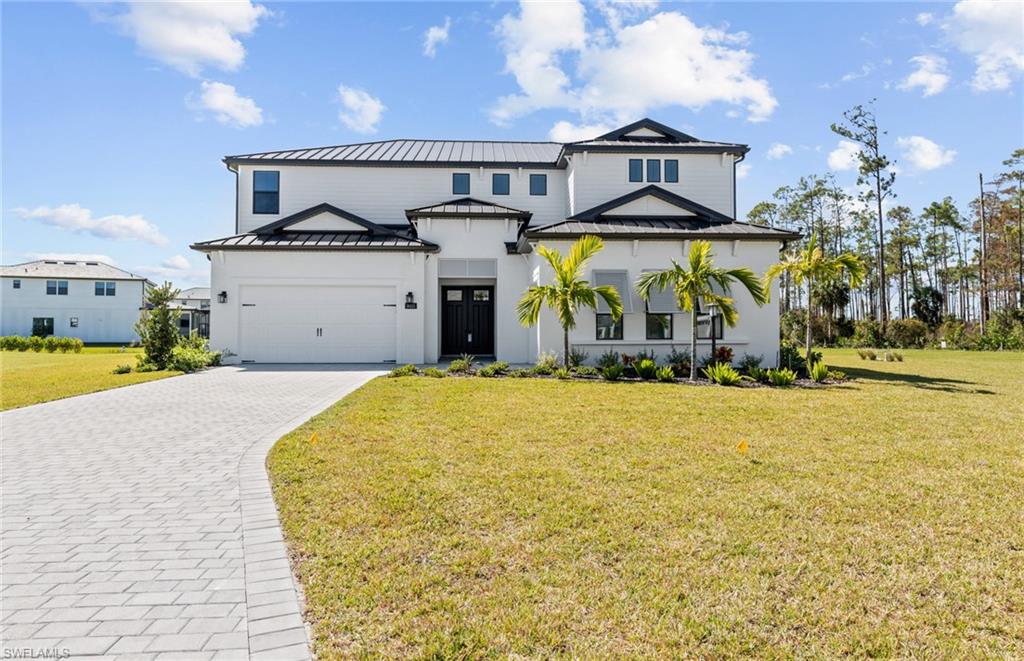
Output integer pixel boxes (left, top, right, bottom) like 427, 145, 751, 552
0, 277, 144, 343
528, 238, 782, 367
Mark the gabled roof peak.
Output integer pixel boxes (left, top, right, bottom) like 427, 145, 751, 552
592, 118, 700, 144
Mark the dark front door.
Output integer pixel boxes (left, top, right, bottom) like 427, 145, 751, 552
441, 286, 494, 356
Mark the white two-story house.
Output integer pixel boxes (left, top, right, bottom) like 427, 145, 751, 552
0, 260, 151, 343
191, 119, 797, 365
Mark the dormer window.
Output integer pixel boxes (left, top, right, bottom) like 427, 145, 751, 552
253, 171, 280, 215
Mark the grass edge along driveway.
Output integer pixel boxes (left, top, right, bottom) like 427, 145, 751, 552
268, 349, 1024, 659
1, 347, 178, 410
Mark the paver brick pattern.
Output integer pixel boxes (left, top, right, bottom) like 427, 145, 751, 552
1, 365, 382, 659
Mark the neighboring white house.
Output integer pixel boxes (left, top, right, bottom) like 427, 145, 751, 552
0, 260, 151, 343
170, 287, 211, 338
191, 119, 798, 365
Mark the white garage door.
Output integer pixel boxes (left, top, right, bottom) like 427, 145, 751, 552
239, 285, 397, 363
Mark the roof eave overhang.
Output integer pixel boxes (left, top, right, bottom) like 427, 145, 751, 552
189, 242, 440, 254
224, 157, 562, 169
524, 231, 800, 241
561, 144, 749, 155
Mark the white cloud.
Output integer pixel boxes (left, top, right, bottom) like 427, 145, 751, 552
736, 163, 751, 179
423, 17, 451, 57
916, 12, 934, 26
134, 255, 207, 285
99, 1, 269, 77
943, 0, 1024, 92
828, 140, 861, 171
191, 81, 263, 128
898, 54, 950, 97
766, 143, 793, 159
24, 252, 117, 265
896, 135, 956, 170
336, 84, 386, 134
491, 1, 777, 130
14, 203, 168, 246
162, 255, 191, 270
548, 120, 614, 142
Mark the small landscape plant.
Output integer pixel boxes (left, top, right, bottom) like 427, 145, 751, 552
768, 367, 797, 386
601, 364, 624, 381
554, 367, 572, 380
389, 364, 419, 378
635, 358, 658, 380
572, 365, 600, 377
828, 369, 847, 381
703, 362, 743, 386
665, 347, 691, 376
596, 350, 620, 369
857, 348, 875, 360
809, 360, 829, 383
447, 354, 475, 374
737, 353, 763, 374
568, 347, 589, 367
477, 361, 510, 377
112, 364, 132, 375
747, 366, 770, 384
168, 332, 221, 373
656, 366, 676, 383
508, 368, 532, 378
422, 367, 445, 378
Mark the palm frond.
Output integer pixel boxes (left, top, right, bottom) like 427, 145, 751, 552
592, 285, 623, 320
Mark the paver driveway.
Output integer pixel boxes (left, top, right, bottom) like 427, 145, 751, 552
1, 365, 383, 660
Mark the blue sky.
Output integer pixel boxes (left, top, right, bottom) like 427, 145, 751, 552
3, 1, 1021, 286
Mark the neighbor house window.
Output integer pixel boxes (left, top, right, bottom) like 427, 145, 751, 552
596, 314, 623, 340
32, 318, 54, 337
529, 173, 547, 196
665, 159, 679, 183
253, 170, 280, 214
69, 317, 79, 328
492, 173, 510, 195
46, 280, 68, 296
95, 281, 116, 296
646, 313, 673, 340
12, 279, 20, 289
646, 159, 661, 182
452, 173, 470, 195
628, 159, 643, 182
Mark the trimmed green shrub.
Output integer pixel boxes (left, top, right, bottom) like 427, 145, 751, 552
531, 364, 554, 376
887, 318, 929, 348
477, 361, 510, 377
28, 336, 44, 352
447, 354, 474, 374
168, 332, 220, 373
112, 364, 132, 374
851, 319, 885, 348
856, 348, 876, 360
656, 366, 676, 383
601, 364, 624, 381
43, 336, 60, 352
422, 367, 445, 378
635, 358, 658, 380
767, 367, 797, 386
389, 364, 418, 377
809, 361, 829, 383
703, 362, 742, 386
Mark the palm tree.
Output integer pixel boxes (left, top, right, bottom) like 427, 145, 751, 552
517, 235, 623, 368
765, 234, 867, 369
636, 240, 769, 380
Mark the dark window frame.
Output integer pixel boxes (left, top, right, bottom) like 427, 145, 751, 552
58, 281, 68, 295
70, 317, 79, 328
12, 279, 20, 289
646, 159, 661, 183
529, 173, 547, 196
252, 170, 280, 215
452, 172, 471, 195
645, 313, 673, 340
665, 159, 679, 183
46, 280, 57, 295
628, 159, 643, 182
492, 173, 510, 195
32, 317, 54, 337
596, 313, 623, 340
106, 281, 116, 296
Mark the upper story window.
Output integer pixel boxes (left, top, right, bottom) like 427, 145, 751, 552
492, 173, 510, 196
253, 170, 280, 215
628, 159, 643, 182
646, 159, 661, 183
46, 280, 68, 296
665, 159, 679, 183
95, 281, 116, 296
529, 174, 547, 196
452, 173, 470, 195
12, 279, 20, 289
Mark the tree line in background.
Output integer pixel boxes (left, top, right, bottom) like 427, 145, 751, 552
748, 100, 1024, 351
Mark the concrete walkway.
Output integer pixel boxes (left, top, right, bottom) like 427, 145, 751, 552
1, 365, 383, 660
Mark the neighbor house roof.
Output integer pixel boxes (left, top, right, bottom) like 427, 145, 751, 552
405, 197, 532, 220
0, 260, 150, 281
177, 287, 210, 301
223, 119, 747, 168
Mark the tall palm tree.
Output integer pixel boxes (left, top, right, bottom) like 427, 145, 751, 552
765, 233, 867, 369
517, 235, 623, 368
636, 240, 769, 380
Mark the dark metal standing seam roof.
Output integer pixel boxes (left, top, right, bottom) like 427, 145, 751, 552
226, 140, 566, 167
405, 197, 532, 219
190, 232, 439, 252
525, 218, 800, 240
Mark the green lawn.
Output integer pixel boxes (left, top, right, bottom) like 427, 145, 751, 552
0, 347, 178, 410
268, 349, 1024, 659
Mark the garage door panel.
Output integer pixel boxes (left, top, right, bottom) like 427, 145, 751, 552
240, 285, 396, 363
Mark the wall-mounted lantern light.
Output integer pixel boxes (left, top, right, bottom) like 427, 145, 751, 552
404, 291, 417, 309
217, 291, 228, 304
